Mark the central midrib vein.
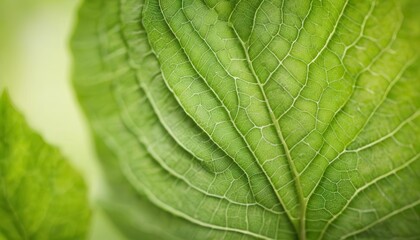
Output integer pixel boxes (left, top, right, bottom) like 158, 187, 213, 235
265, 92, 307, 240
232, 31, 307, 240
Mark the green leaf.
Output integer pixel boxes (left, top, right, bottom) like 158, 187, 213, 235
72, 0, 420, 239
0, 93, 91, 240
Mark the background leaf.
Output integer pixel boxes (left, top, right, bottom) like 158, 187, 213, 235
0, 93, 91, 240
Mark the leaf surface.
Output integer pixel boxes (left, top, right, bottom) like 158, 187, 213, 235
72, 0, 420, 239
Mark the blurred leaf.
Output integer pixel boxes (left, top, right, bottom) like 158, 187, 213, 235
0, 92, 91, 240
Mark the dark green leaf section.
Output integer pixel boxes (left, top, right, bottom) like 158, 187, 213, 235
0, 93, 91, 240
72, 0, 420, 239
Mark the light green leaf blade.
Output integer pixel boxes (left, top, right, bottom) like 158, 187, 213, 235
0, 93, 91, 240
72, 0, 420, 239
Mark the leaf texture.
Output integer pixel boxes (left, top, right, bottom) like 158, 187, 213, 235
72, 0, 420, 239
0, 93, 91, 240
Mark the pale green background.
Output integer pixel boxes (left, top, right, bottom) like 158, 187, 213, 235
0, 0, 124, 239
